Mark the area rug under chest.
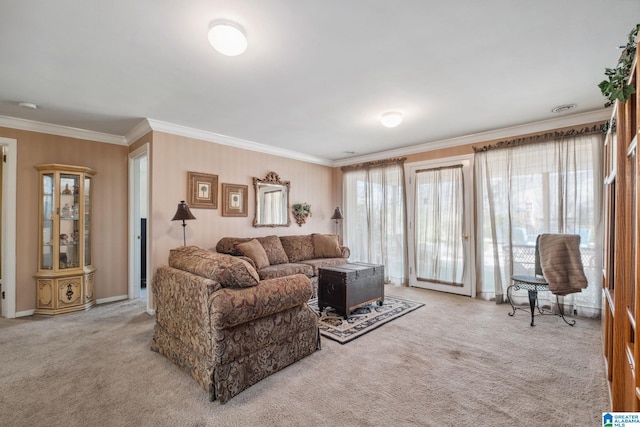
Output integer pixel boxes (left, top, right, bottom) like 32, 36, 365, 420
307, 296, 424, 344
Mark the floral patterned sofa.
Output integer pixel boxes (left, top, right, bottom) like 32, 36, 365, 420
151, 246, 319, 403
215, 234, 350, 297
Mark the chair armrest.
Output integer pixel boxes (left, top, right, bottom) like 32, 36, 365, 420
340, 246, 350, 259
209, 274, 313, 329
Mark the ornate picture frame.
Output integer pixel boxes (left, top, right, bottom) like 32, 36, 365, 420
188, 172, 218, 209
222, 183, 248, 217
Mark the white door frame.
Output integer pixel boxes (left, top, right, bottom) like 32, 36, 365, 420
1, 137, 17, 318
405, 154, 476, 297
128, 143, 153, 315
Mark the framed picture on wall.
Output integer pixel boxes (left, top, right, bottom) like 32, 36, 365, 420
222, 183, 248, 217
188, 172, 218, 209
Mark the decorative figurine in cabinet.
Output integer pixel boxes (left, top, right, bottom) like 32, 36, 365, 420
34, 164, 96, 315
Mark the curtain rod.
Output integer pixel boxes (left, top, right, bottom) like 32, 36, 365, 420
341, 157, 406, 172
472, 122, 607, 153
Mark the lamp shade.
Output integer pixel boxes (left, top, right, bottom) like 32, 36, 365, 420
172, 201, 196, 221
330, 207, 344, 220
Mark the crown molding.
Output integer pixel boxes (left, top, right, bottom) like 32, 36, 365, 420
0, 115, 127, 145
144, 118, 334, 166
0, 108, 612, 169
124, 119, 153, 144
333, 108, 612, 167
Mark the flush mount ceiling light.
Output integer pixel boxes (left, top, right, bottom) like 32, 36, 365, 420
208, 20, 248, 56
380, 111, 403, 128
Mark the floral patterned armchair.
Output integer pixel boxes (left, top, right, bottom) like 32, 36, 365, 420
151, 246, 319, 403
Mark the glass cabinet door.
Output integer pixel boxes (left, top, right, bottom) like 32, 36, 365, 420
41, 173, 54, 270
59, 173, 80, 269
84, 176, 91, 266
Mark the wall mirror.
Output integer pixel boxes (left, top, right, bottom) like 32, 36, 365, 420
253, 172, 291, 227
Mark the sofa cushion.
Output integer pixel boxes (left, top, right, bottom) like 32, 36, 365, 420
280, 235, 315, 262
299, 258, 348, 277
312, 233, 342, 258
168, 246, 259, 288
236, 239, 270, 270
209, 274, 313, 330
216, 237, 252, 255
258, 235, 289, 265
258, 263, 314, 280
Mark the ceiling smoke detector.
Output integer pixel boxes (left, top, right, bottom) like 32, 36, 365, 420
551, 104, 577, 114
18, 102, 38, 110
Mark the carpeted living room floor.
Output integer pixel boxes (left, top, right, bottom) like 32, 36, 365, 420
0, 285, 609, 427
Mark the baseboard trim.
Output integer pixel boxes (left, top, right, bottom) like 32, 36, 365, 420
96, 295, 128, 305
15, 309, 35, 317
15, 295, 133, 317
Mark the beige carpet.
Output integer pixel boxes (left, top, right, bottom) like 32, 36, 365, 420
0, 286, 609, 427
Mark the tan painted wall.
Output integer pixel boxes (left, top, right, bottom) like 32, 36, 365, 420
4, 118, 601, 314
0, 127, 129, 312
148, 131, 337, 281
0, 125, 337, 314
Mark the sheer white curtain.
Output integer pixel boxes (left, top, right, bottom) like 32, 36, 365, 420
415, 166, 464, 285
263, 190, 283, 224
343, 161, 406, 284
475, 132, 604, 317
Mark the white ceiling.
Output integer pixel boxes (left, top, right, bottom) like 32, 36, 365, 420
0, 1, 638, 163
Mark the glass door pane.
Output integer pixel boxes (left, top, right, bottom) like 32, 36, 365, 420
414, 165, 464, 285
42, 173, 54, 270
59, 173, 80, 269
84, 176, 91, 266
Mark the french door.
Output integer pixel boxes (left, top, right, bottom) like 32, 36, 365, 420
405, 156, 474, 296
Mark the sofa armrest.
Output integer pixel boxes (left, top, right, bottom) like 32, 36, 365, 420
340, 246, 350, 259
152, 266, 221, 358
209, 274, 313, 330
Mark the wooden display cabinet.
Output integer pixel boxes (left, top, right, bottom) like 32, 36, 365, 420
602, 37, 640, 410
34, 164, 96, 315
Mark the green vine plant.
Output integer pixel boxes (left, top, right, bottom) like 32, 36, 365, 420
292, 203, 311, 216
599, 23, 640, 107
292, 203, 311, 227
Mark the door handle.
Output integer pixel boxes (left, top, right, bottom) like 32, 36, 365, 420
462, 234, 469, 240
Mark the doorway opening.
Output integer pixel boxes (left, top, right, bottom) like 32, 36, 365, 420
128, 144, 150, 312
405, 155, 475, 297
1, 138, 17, 318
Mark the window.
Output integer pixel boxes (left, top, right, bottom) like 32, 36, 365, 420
343, 162, 406, 284
475, 132, 603, 316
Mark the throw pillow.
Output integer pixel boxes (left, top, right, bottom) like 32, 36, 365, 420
280, 235, 315, 262
258, 235, 289, 265
236, 239, 270, 270
312, 234, 342, 258
168, 246, 259, 288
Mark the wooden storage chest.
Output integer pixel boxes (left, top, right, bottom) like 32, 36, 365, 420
318, 262, 384, 318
